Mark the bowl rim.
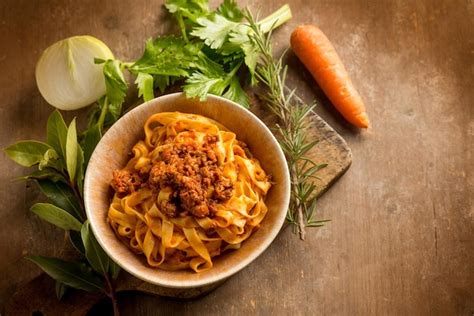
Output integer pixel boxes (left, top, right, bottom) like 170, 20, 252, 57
84, 92, 290, 288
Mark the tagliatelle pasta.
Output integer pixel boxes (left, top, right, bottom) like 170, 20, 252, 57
108, 112, 271, 272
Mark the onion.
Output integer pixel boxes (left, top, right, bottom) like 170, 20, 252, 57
35, 35, 114, 110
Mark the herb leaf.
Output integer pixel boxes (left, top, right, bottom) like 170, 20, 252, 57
55, 281, 68, 300
217, 0, 244, 22
183, 60, 248, 106
69, 230, 86, 255
81, 220, 110, 274
66, 118, 78, 182
82, 124, 101, 167
164, 0, 209, 24
223, 76, 249, 108
18, 168, 67, 183
4, 141, 52, 167
130, 37, 199, 77
154, 75, 172, 93
76, 146, 84, 196
184, 72, 227, 99
37, 179, 83, 220
38, 148, 61, 171
135, 72, 154, 102
191, 14, 238, 49
46, 110, 68, 161
102, 59, 128, 120
26, 256, 104, 292
30, 203, 82, 231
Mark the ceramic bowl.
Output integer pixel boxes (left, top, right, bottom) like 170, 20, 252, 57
84, 92, 290, 288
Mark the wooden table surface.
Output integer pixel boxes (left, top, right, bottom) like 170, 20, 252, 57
1, 0, 473, 315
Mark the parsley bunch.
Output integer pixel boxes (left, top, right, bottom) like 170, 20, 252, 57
89, 0, 292, 131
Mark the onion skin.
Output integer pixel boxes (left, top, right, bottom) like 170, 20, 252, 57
35, 35, 114, 110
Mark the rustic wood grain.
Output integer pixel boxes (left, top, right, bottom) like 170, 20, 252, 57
1, 0, 473, 315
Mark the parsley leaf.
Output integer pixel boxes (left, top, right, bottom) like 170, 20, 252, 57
184, 72, 228, 99
183, 59, 249, 107
153, 75, 172, 93
191, 14, 238, 49
100, 59, 128, 120
223, 76, 250, 108
135, 72, 154, 102
129, 37, 199, 77
217, 0, 244, 22
164, 0, 209, 23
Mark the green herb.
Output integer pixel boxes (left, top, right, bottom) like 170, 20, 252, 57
191, 14, 239, 49
245, 11, 329, 240
17, 168, 67, 183
30, 203, 83, 231
135, 72, 154, 102
65, 118, 78, 182
4, 110, 120, 311
81, 220, 110, 275
101, 59, 128, 120
217, 0, 244, 22
85, 1, 292, 121
82, 123, 102, 166
69, 230, 86, 255
55, 281, 68, 300
25, 256, 105, 292
37, 179, 83, 220
46, 110, 68, 161
4, 141, 53, 167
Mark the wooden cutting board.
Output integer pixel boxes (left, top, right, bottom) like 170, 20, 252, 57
4, 94, 352, 315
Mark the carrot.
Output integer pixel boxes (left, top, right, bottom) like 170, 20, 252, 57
290, 25, 370, 128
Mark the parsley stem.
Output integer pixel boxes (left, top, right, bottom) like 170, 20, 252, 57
176, 12, 189, 42
226, 60, 243, 81
97, 97, 109, 132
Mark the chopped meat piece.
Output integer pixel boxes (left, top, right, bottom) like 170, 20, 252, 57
159, 199, 178, 218
178, 176, 209, 217
214, 176, 233, 201
147, 138, 233, 218
111, 170, 143, 195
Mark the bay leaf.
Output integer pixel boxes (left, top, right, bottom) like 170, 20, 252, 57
69, 230, 86, 255
76, 145, 85, 197
55, 281, 68, 300
26, 255, 104, 292
81, 220, 110, 274
37, 179, 83, 221
66, 118, 78, 182
4, 141, 52, 167
30, 203, 82, 231
82, 124, 102, 167
18, 168, 67, 183
46, 110, 68, 160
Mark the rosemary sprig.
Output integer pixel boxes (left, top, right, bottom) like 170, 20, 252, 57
246, 11, 329, 240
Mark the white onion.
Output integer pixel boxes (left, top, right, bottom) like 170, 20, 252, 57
35, 35, 114, 110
